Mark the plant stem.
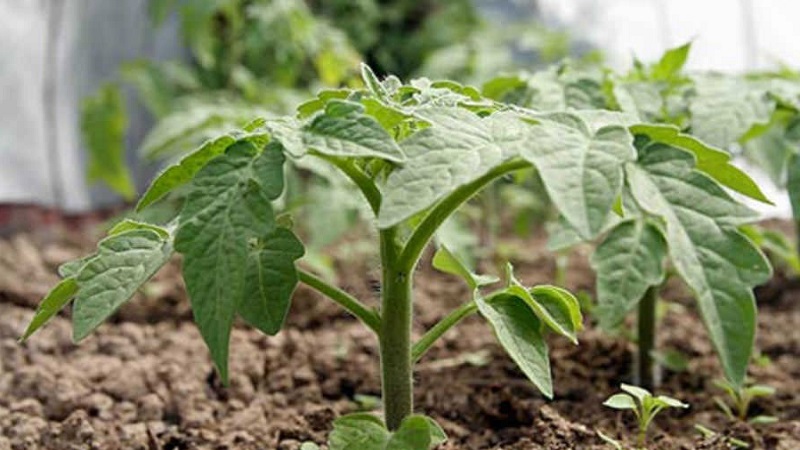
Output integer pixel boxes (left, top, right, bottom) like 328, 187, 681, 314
412, 301, 478, 362
297, 270, 381, 333
399, 159, 530, 273
636, 286, 659, 390
379, 227, 413, 430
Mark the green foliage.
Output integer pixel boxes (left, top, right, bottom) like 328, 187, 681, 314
173, 141, 290, 380
328, 413, 446, 450
713, 378, 778, 424
80, 84, 135, 199
591, 220, 667, 329
603, 384, 688, 448
484, 43, 775, 389
28, 58, 773, 442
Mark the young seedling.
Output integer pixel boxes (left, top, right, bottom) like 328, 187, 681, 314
713, 378, 778, 425
20, 65, 592, 449
603, 384, 688, 449
487, 43, 773, 391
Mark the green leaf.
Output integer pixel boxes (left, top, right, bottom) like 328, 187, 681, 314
378, 108, 531, 227
690, 76, 773, 148
303, 100, 405, 162
137, 134, 236, 211
361, 63, 390, 103
620, 383, 651, 401
654, 395, 689, 409
80, 83, 135, 200
58, 256, 95, 279
327, 413, 445, 450
107, 219, 171, 238
72, 230, 172, 341
432, 245, 498, 289
747, 384, 776, 398
749, 415, 778, 425
238, 228, 305, 335
477, 293, 552, 398
386, 415, 447, 450
591, 220, 667, 329
502, 266, 582, 344
20, 278, 79, 341
631, 123, 772, 204
788, 153, 800, 221
743, 123, 795, 186
139, 103, 259, 159
626, 143, 772, 386
328, 413, 390, 450
174, 141, 285, 382
520, 115, 636, 238
613, 81, 664, 122
603, 393, 637, 410
650, 42, 691, 81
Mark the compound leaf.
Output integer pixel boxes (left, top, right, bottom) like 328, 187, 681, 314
631, 123, 771, 204
690, 76, 773, 148
72, 229, 172, 341
626, 143, 771, 386
503, 265, 582, 343
591, 219, 667, 329
303, 100, 405, 162
137, 134, 236, 210
477, 293, 552, 398
20, 278, 79, 341
521, 116, 636, 238
175, 141, 285, 382
239, 228, 305, 335
378, 108, 530, 228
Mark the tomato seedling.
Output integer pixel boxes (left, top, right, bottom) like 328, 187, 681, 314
484, 44, 774, 390
713, 378, 778, 425
21, 65, 593, 449
602, 384, 688, 449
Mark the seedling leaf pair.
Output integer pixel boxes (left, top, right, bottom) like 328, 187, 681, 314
433, 247, 581, 399
328, 413, 446, 450
603, 384, 688, 447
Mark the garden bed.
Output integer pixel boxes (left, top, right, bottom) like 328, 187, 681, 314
0, 215, 797, 449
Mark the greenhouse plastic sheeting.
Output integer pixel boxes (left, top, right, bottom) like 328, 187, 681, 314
0, 0, 183, 212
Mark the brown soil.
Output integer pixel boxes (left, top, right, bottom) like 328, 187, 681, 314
0, 216, 798, 449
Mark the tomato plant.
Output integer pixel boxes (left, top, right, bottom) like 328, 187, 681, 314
482, 44, 773, 390
23, 66, 593, 448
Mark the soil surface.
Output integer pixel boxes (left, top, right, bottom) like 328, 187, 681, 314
0, 211, 798, 449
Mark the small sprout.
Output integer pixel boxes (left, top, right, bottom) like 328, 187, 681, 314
596, 430, 624, 449
603, 384, 688, 448
713, 378, 778, 424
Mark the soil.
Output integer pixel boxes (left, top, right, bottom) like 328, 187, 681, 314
0, 210, 798, 450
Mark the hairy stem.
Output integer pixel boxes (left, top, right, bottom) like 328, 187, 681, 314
412, 301, 478, 362
379, 227, 413, 430
636, 286, 659, 390
398, 159, 530, 273
297, 270, 381, 333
